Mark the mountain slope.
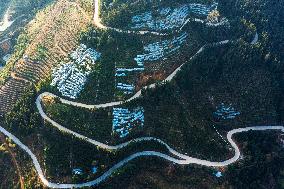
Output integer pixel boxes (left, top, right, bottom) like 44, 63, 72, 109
0, 0, 93, 115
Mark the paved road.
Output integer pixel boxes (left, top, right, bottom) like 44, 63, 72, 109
15, 38, 280, 188
1, 123, 283, 189
0, 2, 282, 188
1, 41, 283, 188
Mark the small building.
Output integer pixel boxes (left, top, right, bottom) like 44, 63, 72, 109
2, 53, 11, 62
72, 168, 83, 175
214, 171, 223, 178
213, 103, 240, 120
51, 44, 101, 99
92, 166, 98, 174
112, 107, 144, 138
23, 54, 29, 62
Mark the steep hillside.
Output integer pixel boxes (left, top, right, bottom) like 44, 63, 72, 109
0, 0, 55, 66
219, 0, 284, 62
0, 0, 93, 114
0, 0, 283, 188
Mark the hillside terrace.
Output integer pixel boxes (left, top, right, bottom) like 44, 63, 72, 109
114, 32, 188, 96
130, 2, 219, 32
0, 0, 92, 114
70, 44, 101, 65
112, 107, 144, 138
135, 32, 188, 66
51, 44, 101, 99
213, 103, 240, 120
51, 63, 88, 99
116, 83, 135, 94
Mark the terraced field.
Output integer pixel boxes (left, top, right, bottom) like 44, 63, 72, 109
0, 0, 283, 188
0, 78, 30, 113
0, 0, 92, 115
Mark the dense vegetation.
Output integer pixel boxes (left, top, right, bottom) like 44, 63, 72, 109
227, 131, 284, 189
96, 131, 284, 189
0, 0, 283, 188
101, 0, 214, 28
219, 0, 284, 62
0, 85, 170, 183
59, 16, 230, 104
42, 27, 283, 189
0, 137, 20, 189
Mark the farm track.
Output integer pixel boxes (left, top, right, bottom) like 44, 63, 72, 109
0, 78, 30, 113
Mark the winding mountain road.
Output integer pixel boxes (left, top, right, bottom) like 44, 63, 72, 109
0, 123, 283, 188
0, 1, 282, 188
0, 38, 283, 188
93, 0, 168, 35
93, 0, 226, 36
